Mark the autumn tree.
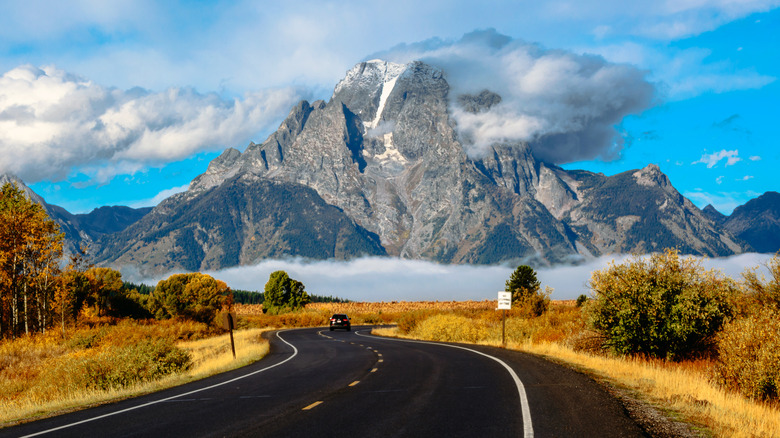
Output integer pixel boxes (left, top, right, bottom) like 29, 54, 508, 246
55, 245, 93, 331
0, 182, 63, 338
84, 267, 124, 317
263, 270, 310, 312
148, 273, 230, 323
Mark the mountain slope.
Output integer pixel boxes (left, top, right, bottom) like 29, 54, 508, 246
723, 191, 780, 253
95, 175, 386, 273
0, 174, 151, 254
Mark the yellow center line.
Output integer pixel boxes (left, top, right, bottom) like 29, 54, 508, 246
371, 368, 378, 373
349, 381, 360, 387
302, 401, 323, 410
378, 359, 384, 363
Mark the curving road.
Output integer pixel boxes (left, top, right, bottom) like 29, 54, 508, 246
1, 327, 647, 437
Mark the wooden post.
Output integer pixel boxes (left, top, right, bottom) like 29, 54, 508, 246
228, 313, 236, 359
502, 309, 506, 348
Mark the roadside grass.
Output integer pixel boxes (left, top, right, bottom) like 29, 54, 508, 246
0, 321, 270, 427
370, 302, 780, 438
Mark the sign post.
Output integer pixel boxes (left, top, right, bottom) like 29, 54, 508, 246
497, 291, 512, 348
222, 311, 237, 359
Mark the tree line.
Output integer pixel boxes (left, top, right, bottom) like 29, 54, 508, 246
0, 183, 233, 339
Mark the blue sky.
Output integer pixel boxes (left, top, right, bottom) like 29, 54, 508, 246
0, 0, 778, 215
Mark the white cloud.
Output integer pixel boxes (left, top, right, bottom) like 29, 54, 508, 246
125, 253, 776, 302
692, 149, 742, 168
373, 30, 655, 163
0, 65, 303, 184
749, 155, 762, 161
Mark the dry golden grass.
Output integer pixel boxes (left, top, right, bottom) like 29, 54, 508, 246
0, 322, 270, 427
522, 342, 780, 438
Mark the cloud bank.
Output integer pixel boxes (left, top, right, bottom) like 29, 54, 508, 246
127, 253, 776, 302
373, 29, 656, 163
0, 65, 302, 184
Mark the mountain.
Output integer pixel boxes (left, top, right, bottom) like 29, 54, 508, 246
721, 191, 780, 253
90, 59, 747, 275
94, 175, 386, 272
702, 204, 727, 224
0, 174, 151, 254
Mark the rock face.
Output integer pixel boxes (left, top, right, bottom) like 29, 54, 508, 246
100, 59, 745, 274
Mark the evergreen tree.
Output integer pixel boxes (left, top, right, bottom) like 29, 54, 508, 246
505, 265, 541, 302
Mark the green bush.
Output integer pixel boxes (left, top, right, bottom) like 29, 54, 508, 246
587, 249, 737, 359
83, 339, 191, 390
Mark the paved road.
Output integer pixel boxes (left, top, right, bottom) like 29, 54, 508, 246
1, 327, 647, 437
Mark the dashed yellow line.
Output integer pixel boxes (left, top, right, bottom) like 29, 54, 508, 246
370, 368, 378, 373
349, 381, 360, 387
302, 401, 323, 410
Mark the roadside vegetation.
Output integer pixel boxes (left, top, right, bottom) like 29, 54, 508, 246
3, 182, 780, 435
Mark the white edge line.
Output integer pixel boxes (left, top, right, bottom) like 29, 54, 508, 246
20, 330, 300, 438
355, 330, 534, 438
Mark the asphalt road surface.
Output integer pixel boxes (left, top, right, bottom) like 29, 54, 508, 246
1, 327, 648, 437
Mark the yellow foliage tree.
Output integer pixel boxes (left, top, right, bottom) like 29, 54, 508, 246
0, 182, 63, 338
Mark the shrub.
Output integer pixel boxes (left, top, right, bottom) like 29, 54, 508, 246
715, 308, 780, 401
411, 314, 490, 343
715, 255, 780, 402
81, 340, 191, 390
515, 286, 552, 317
396, 309, 438, 334
587, 249, 737, 359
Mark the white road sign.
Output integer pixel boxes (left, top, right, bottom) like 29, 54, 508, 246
497, 291, 512, 310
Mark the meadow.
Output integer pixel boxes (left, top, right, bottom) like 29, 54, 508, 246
0, 319, 269, 426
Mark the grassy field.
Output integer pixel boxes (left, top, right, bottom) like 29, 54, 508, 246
0, 320, 270, 426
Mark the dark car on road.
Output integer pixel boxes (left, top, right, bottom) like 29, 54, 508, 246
329, 314, 351, 331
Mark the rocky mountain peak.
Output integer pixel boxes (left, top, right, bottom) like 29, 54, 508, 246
632, 163, 668, 187
1, 173, 46, 205
89, 59, 751, 274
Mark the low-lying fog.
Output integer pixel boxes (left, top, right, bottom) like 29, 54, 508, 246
132, 253, 776, 302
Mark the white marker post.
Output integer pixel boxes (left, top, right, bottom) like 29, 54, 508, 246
497, 291, 512, 348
